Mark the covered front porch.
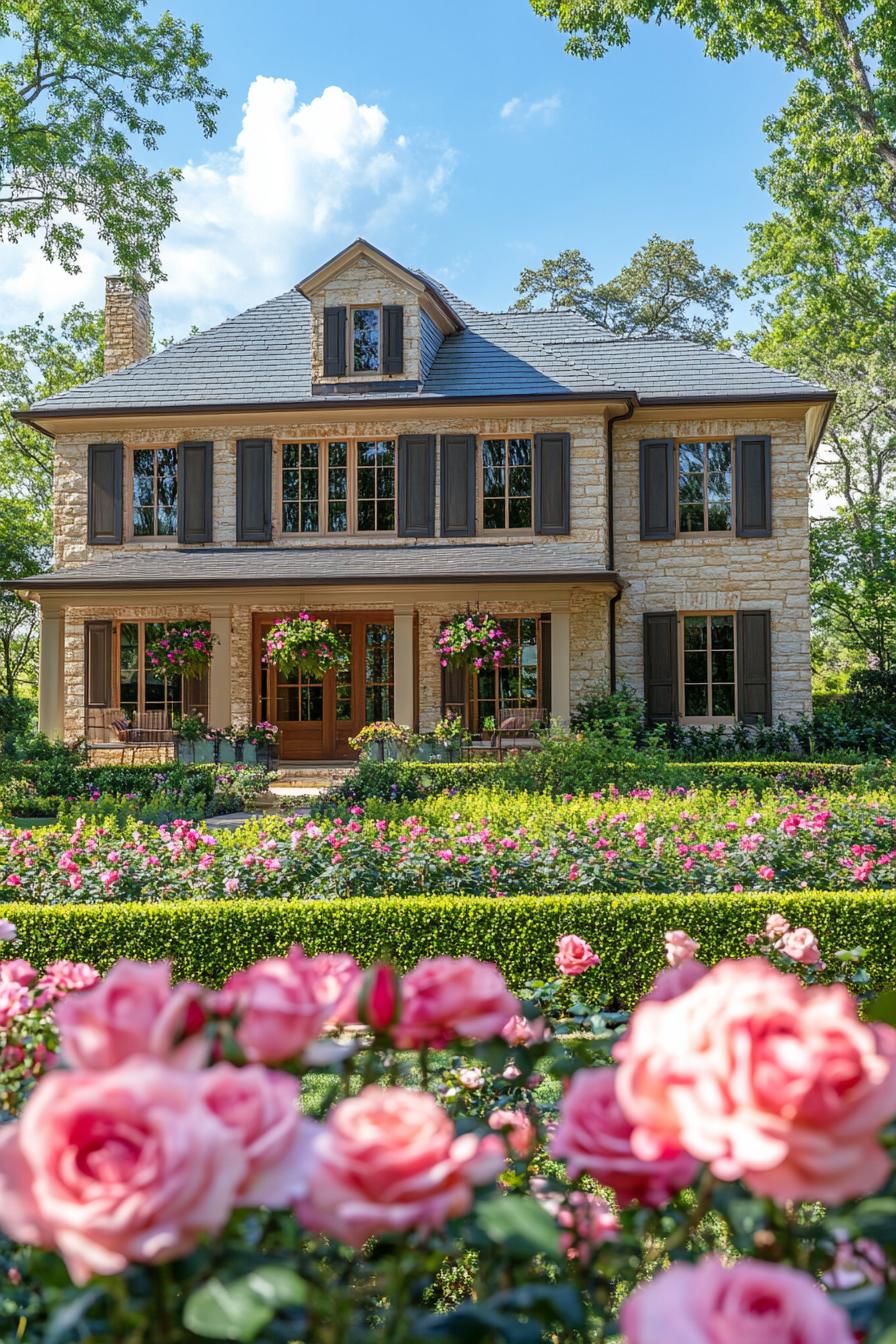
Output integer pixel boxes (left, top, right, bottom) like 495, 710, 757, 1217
24, 544, 618, 761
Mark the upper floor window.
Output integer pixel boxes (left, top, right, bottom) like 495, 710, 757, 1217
678, 440, 732, 533
481, 437, 533, 531
282, 442, 320, 534
280, 440, 395, 536
132, 447, 177, 537
352, 307, 380, 372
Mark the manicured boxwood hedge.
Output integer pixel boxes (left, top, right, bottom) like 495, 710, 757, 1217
2, 890, 893, 1006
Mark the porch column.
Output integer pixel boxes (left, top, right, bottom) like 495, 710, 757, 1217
38, 603, 65, 740
393, 604, 415, 729
550, 602, 571, 726
207, 607, 232, 729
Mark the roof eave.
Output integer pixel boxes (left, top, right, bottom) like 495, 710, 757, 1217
4, 568, 623, 594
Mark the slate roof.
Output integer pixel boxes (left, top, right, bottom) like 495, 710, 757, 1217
6, 543, 618, 592
23, 262, 830, 419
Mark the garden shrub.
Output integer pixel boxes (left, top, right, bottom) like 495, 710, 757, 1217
3, 890, 895, 1004
319, 758, 498, 809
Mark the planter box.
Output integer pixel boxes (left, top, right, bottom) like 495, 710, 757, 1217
177, 739, 216, 765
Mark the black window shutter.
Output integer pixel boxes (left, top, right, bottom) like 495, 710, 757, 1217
383, 305, 404, 374
177, 442, 214, 544
441, 659, 469, 726
440, 434, 476, 536
87, 443, 123, 545
534, 432, 570, 534
236, 439, 272, 542
85, 620, 113, 708
737, 609, 772, 725
639, 439, 675, 540
735, 435, 772, 537
397, 434, 435, 537
323, 306, 346, 377
643, 611, 679, 723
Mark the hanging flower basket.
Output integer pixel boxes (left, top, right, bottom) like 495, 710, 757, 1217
263, 613, 351, 679
434, 611, 513, 674
145, 623, 217, 680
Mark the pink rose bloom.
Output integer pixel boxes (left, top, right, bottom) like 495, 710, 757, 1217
0, 1059, 245, 1285
56, 959, 207, 1071
307, 951, 362, 1025
765, 912, 791, 939
295, 1086, 503, 1246
664, 929, 700, 968
780, 927, 821, 965
620, 1256, 853, 1344
488, 1107, 536, 1158
501, 1013, 547, 1047
615, 958, 896, 1205
0, 981, 31, 1030
554, 934, 600, 976
534, 1181, 619, 1261
0, 958, 36, 987
199, 1064, 315, 1207
392, 957, 519, 1050
35, 960, 99, 1007
223, 946, 338, 1064
643, 960, 709, 1003
550, 1067, 697, 1207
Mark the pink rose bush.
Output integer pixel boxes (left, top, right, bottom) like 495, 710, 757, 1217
6, 784, 896, 902
554, 933, 600, 975
0, 932, 894, 1340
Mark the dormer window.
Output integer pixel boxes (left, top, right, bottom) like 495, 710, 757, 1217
352, 307, 380, 372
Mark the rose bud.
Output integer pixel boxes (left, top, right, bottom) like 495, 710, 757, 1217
357, 962, 401, 1032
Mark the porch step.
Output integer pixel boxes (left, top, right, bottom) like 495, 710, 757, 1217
247, 762, 358, 811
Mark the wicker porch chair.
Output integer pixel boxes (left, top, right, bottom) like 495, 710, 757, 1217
491, 706, 546, 762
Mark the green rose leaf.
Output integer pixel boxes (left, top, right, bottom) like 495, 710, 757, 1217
475, 1195, 562, 1260
183, 1267, 307, 1342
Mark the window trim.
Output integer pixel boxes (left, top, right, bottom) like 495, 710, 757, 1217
349, 304, 382, 375
275, 438, 397, 539
675, 438, 734, 538
126, 443, 179, 542
477, 434, 535, 536
677, 610, 737, 725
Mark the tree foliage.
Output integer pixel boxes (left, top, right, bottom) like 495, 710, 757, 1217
811, 502, 896, 672
513, 235, 735, 344
0, 0, 225, 281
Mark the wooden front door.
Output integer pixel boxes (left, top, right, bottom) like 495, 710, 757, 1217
254, 612, 394, 761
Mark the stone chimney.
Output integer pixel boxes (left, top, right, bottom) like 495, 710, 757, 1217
103, 276, 151, 373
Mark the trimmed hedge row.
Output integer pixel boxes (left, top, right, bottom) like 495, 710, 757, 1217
2, 890, 893, 1006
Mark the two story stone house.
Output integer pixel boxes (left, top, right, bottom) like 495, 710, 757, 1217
9, 238, 832, 760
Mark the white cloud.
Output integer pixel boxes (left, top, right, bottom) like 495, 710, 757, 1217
0, 77, 456, 337
499, 94, 561, 125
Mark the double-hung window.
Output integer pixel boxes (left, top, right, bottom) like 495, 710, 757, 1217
481, 437, 533, 531
132, 447, 177, 536
280, 440, 396, 536
678, 440, 732, 533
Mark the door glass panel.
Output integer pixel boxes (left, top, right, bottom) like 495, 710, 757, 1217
119, 623, 139, 716
335, 624, 353, 721
473, 617, 538, 732
365, 623, 394, 721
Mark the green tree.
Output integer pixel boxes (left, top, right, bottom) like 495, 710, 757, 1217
513, 235, 735, 344
0, 304, 104, 509
0, 0, 225, 282
811, 502, 896, 672
0, 498, 47, 696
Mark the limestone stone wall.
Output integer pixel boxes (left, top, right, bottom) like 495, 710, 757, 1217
308, 255, 420, 384
613, 415, 812, 721
52, 412, 608, 568
103, 277, 151, 374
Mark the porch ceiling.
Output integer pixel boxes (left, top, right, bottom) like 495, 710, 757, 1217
7, 543, 619, 593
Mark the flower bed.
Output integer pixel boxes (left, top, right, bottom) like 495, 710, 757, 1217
3, 890, 896, 1000
0, 919, 892, 1339
4, 785, 896, 902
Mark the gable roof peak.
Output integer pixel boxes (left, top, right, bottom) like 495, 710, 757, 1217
295, 238, 463, 332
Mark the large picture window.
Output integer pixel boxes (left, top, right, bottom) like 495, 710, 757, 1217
481, 438, 533, 531
117, 621, 207, 721
680, 613, 736, 720
282, 442, 320, 534
132, 447, 177, 537
677, 440, 732, 533
279, 440, 396, 536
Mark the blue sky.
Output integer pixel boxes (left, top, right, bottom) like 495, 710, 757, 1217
0, 0, 797, 338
